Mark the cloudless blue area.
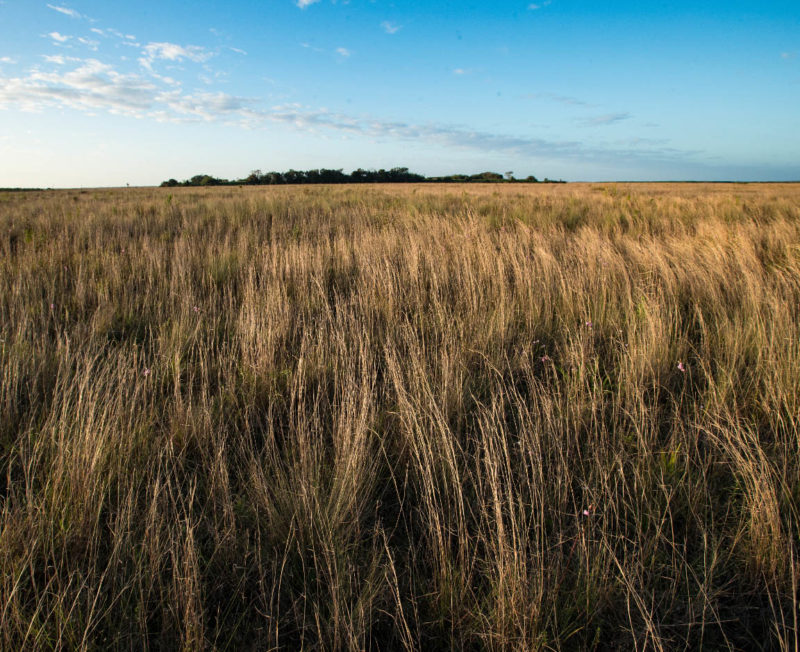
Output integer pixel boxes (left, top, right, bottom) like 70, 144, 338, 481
0, 0, 798, 185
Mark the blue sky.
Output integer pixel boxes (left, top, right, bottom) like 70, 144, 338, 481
0, 0, 798, 186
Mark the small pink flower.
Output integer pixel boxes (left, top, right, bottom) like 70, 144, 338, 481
50, 303, 55, 310
585, 321, 593, 328
143, 368, 150, 377
540, 355, 550, 363
677, 361, 686, 373
582, 509, 591, 517
193, 306, 199, 313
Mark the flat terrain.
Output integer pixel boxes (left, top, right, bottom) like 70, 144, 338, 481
1, 183, 799, 649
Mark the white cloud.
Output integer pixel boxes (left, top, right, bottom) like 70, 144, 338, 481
453, 68, 468, 75
0, 56, 16, 64
43, 54, 66, 64
141, 42, 213, 63
0, 57, 254, 123
77, 37, 99, 51
229, 47, 247, 56
46, 4, 81, 18
381, 21, 401, 34
528, 1, 551, 8
164, 90, 250, 118
98, 28, 138, 44
301, 42, 355, 59
0, 57, 699, 168
257, 105, 698, 166
47, 32, 71, 43
2, 58, 158, 116
101, 27, 136, 41
781, 52, 796, 60
139, 42, 214, 72
296, 0, 321, 7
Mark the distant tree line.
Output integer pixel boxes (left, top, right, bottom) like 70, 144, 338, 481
160, 167, 566, 187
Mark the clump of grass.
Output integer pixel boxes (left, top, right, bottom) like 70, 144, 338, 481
1, 182, 799, 649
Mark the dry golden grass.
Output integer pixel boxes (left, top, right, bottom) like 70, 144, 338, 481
1, 182, 799, 649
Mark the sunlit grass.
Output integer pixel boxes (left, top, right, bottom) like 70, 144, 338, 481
1, 182, 799, 649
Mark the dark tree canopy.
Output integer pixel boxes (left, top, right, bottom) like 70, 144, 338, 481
160, 167, 565, 187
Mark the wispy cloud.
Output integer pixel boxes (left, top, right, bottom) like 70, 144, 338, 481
381, 21, 402, 34
0, 57, 251, 121
302, 43, 352, 59
0, 56, 16, 64
528, 1, 551, 9
141, 42, 213, 63
582, 113, 631, 126
296, 0, 321, 7
43, 31, 97, 51
158, 90, 253, 120
453, 68, 469, 75
229, 47, 247, 56
0, 57, 699, 168
522, 92, 593, 107
139, 42, 214, 71
2, 58, 158, 116
47, 31, 71, 43
46, 4, 81, 19
77, 36, 99, 51
103, 28, 138, 42
781, 51, 796, 60
258, 105, 697, 166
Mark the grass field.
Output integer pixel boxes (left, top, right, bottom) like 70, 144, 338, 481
1, 182, 799, 649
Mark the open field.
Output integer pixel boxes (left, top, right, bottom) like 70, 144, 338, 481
1, 182, 799, 649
